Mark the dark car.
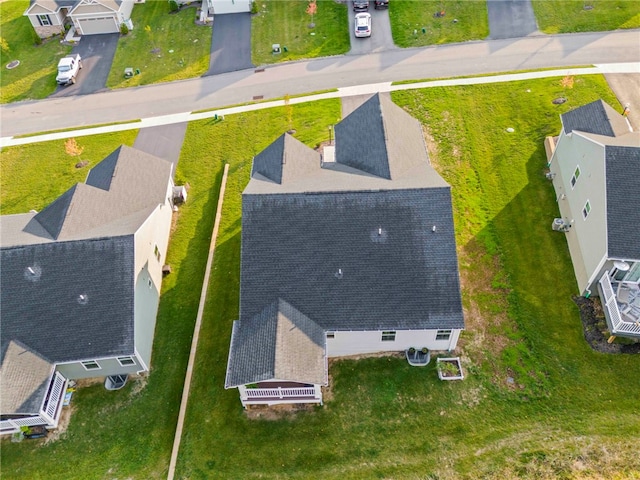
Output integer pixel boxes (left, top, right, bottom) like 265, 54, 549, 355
353, 0, 368, 11
374, 0, 389, 9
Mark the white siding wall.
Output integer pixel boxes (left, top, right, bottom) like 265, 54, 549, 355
549, 131, 608, 295
118, 0, 135, 21
326, 329, 461, 357
132, 181, 173, 369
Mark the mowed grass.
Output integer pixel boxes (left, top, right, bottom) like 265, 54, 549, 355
2, 77, 640, 479
251, 0, 350, 65
532, 0, 640, 34
0, 132, 138, 215
390, 0, 489, 48
0, 1, 71, 104
107, 2, 211, 89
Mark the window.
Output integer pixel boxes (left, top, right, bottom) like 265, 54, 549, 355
381, 331, 396, 342
436, 329, 452, 341
582, 200, 591, 219
38, 14, 52, 26
154, 244, 161, 262
570, 166, 581, 188
81, 360, 101, 371
326, 332, 335, 339
117, 356, 136, 366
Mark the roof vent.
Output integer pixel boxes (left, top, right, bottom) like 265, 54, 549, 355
77, 294, 89, 305
335, 268, 343, 279
432, 225, 437, 232
371, 226, 388, 243
24, 265, 42, 282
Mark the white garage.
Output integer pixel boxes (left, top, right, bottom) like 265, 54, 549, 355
77, 16, 118, 35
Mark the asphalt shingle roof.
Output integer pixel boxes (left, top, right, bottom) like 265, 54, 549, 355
225, 299, 326, 387
561, 100, 631, 137
227, 94, 464, 386
605, 146, 640, 259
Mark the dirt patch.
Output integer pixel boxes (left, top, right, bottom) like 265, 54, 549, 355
43, 404, 75, 444
573, 295, 640, 354
244, 402, 317, 421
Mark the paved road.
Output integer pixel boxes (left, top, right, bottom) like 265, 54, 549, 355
2, 30, 640, 138
487, 0, 539, 40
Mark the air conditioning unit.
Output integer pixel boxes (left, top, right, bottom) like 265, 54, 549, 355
545, 172, 556, 180
552, 218, 570, 232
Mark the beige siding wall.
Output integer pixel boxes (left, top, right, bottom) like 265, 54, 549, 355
549, 131, 608, 294
211, 0, 252, 14
326, 328, 461, 357
56, 356, 141, 380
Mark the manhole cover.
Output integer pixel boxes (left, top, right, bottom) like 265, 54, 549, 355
6, 60, 20, 69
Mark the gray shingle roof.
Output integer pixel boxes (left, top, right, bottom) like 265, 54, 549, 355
251, 133, 320, 185
1, 235, 136, 364
605, 146, 640, 259
225, 299, 326, 387
26, 145, 173, 240
562, 100, 631, 137
228, 94, 464, 386
0, 341, 54, 415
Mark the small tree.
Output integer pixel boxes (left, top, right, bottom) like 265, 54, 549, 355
65, 138, 84, 157
306, 0, 317, 28
120, 22, 129, 35
169, 0, 179, 13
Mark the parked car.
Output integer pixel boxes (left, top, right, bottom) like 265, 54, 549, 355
354, 12, 371, 38
353, 0, 368, 11
56, 54, 82, 86
374, 0, 389, 8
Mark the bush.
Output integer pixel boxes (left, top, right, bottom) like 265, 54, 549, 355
33, 33, 42, 46
0, 37, 9, 54
250, 1, 259, 14
169, 0, 179, 12
120, 22, 129, 35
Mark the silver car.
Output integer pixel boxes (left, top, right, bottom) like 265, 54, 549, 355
354, 12, 371, 38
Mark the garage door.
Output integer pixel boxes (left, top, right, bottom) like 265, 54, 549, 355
78, 16, 118, 35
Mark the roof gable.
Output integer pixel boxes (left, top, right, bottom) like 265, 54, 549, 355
562, 100, 630, 137
251, 134, 320, 184
0, 341, 53, 415
70, 0, 121, 15
226, 299, 326, 387
605, 146, 640, 259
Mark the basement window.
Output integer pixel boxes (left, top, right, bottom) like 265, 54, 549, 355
436, 329, 452, 341
154, 244, 161, 262
570, 166, 581, 189
117, 356, 136, 367
326, 332, 335, 339
381, 331, 396, 342
81, 360, 101, 371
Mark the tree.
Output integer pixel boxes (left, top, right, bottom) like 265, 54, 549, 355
306, 0, 317, 28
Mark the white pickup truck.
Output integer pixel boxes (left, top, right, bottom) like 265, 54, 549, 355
56, 54, 82, 85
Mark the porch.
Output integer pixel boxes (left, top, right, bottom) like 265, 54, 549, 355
239, 382, 323, 408
598, 272, 640, 338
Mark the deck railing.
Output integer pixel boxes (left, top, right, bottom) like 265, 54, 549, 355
244, 387, 316, 399
599, 272, 640, 336
0, 416, 48, 435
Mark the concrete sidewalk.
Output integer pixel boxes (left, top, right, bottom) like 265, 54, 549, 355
4, 63, 638, 148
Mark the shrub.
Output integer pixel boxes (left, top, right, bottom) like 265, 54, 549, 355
120, 22, 129, 35
0, 36, 10, 54
33, 33, 42, 46
169, 0, 179, 12
250, 1, 259, 14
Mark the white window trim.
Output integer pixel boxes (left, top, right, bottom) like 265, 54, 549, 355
38, 14, 52, 26
436, 329, 452, 341
117, 356, 136, 367
582, 199, 591, 220
81, 360, 101, 371
381, 330, 396, 342
570, 166, 581, 189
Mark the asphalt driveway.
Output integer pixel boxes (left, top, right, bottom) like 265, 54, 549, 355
487, 0, 539, 40
348, 3, 396, 55
51, 33, 119, 97
205, 13, 254, 76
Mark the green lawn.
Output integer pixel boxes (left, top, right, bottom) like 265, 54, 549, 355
0, 1, 71, 104
2, 76, 640, 479
106, 2, 212, 89
251, 0, 350, 65
0, 132, 138, 215
532, 0, 640, 34
390, 0, 489, 48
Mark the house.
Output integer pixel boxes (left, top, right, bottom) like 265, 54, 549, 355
178, 0, 251, 23
546, 99, 640, 339
225, 94, 465, 408
0, 145, 175, 435
24, 0, 136, 38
